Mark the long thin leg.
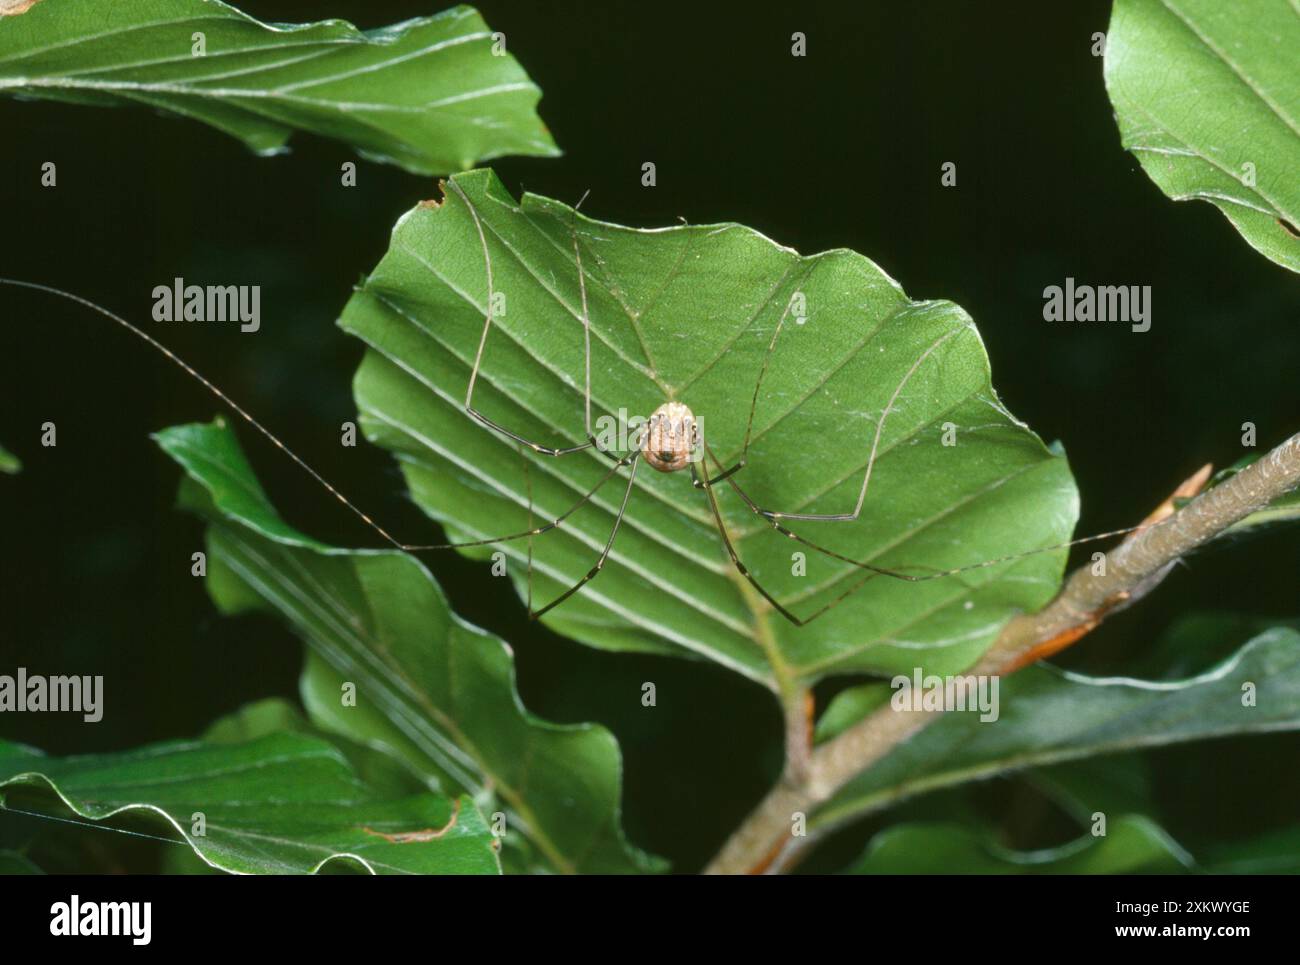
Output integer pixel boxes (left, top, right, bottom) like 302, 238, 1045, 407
753, 327, 962, 522
532, 452, 641, 619
446, 178, 612, 460
737, 288, 801, 467
523, 444, 535, 613
699, 438, 1150, 627
717, 289, 960, 516
0, 278, 415, 552
694, 299, 1142, 626
698, 286, 804, 486
571, 196, 597, 448
565, 198, 627, 465
417, 453, 634, 550
691, 459, 744, 489
0, 279, 629, 560
702, 440, 937, 582
694, 453, 806, 626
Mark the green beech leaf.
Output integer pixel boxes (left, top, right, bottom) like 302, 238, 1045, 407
1124, 610, 1299, 681
204, 697, 430, 801
1201, 826, 1300, 874
0, 1, 558, 175
155, 417, 661, 875
0, 732, 498, 874
0, 441, 18, 474
846, 815, 1190, 874
812, 627, 1300, 835
159, 697, 435, 875
339, 168, 1077, 690
1105, 0, 1300, 272
814, 681, 891, 743
1023, 755, 1157, 826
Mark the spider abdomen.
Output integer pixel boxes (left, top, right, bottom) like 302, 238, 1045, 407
642, 401, 698, 472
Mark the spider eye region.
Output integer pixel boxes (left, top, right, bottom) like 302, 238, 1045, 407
643, 401, 697, 473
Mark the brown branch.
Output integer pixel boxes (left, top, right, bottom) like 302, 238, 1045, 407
703, 432, 1300, 874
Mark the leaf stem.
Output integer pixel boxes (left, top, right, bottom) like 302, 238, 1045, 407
704, 430, 1300, 874
748, 589, 813, 787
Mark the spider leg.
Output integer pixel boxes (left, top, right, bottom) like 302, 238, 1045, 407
701, 462, 998, 625
447, 178, 616, 462
564, 199, 631, 465
748, 325, 962, 522
524, 444, 536, 614
701, 440, 934, 582
402, 451, 635, 550
692, 459, 744, 488
685, 281, 808, 492
696, 439, 996, 627
694, 454, 807, 627
531, 452, 641, 619
718, 287, 957, 516
0, 277, 631, 571
702, 440, 1148, 619
0, 280, 423, 554
729, 284, 802, 474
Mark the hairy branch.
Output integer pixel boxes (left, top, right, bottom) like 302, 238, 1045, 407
704, 431, 1300, 874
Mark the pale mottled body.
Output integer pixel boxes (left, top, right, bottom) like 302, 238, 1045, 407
641, 401, 699, 473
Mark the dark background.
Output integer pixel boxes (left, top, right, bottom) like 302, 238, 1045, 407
1, 0, 1296, 873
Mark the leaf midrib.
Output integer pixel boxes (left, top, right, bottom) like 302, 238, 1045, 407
358, 283, 1052, 672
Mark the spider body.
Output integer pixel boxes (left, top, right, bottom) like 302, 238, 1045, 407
642, 401, 699, 473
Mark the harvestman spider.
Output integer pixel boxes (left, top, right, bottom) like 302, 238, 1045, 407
423, 180, 1149, 624
0, 185, 1143, 625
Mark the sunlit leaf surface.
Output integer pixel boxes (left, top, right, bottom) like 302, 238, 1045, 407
340, 169, 1078, 688
0, 732, 498, 874
157, 418, 661, 874
0, 1, 558, 174
1105, 0, 1300, 272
